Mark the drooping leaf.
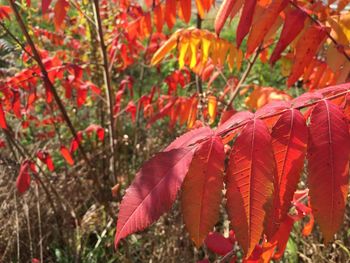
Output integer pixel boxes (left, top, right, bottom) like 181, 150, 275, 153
268, 109, 308, 236
287, 25, 328, 86
0, 5, 12, 20
270, 7, 307, 65
151, 33, 178, 65
54, 0, 69, 30
215, 0, 243, 35
307, 99, 350, 242
42, 0, 52, 13
165, 0, 176, 29
207, 95, 217, 124
0, 102, 7, 129
16, 161, 31, 194
246, 0, 288, 56
115, 147, 195, 247
236, 0, 257, 48
37, 151, 55, 172
60, 146, 74, 166
226, 118, 275, 257
204, 232, 233, 256
182, 136, 225, 247
180, 0, 191, 23
85, 124, 105, 141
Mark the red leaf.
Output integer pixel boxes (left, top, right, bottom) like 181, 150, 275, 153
37, 151, 55, 172
182, 136, 225, 247
85, 124, 105, 141
246, 0, 288, 56
0, 6, 12, 21
307, 99, 350, 242
165, 0, 176, 29
125, 101, 137, 122
165, 126, 213, 151
60, 146, 74, 166
153, 4, 164, 33
236, 0, 256, 48
287, 25, 328, 86
0, 102, 7, 129
42, 0, 52, 13
147, 99, 176, 127
215, 0, 243, 35
205, 232, 233, 256
180, 0, 191, 23
216, 111, 253, 135
54, 0, 69, 30
268, 109, 308, 236
226, 118, 275, 257
16, 161, 31, 194
269, 7, 307, 65
115, 147, 195, 247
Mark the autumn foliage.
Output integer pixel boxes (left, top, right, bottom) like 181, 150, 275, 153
1, 0, 350, 262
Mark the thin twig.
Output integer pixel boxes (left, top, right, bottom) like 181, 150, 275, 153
92, 0, 117, 184
224, 47, 261, 111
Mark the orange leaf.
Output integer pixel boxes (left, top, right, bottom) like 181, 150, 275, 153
307, 100, 350, 242
60, 146, 74, 166
246, 0, 288, 56
182, 136, 225, 247
54, 0, 69, 30
287, 25, 328, 86
151, 33, 178, 65
226, 118, 275, 257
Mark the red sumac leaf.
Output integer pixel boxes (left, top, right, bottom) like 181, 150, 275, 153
165, 126, 213, 151
115, 147, 195, 247
180, 0, 191, 23
54, 0, 69, 30
42, 0, 52, 13
307, 99, 350, 242
226, 118, 275, 257
287, 25, 328, 86
269, 109, 308, 235
16, 161, 31, 194
0, 102, 7, 129
182, 136, 225, 247
85, 124, 105, 141
204, 232, 233, 256
0, 6, 11, 20
236, 0, 256, 48
269, 7, 307, 65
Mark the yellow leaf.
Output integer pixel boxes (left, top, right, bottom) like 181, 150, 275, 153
201, 37, 212, 66
207, 95, 217, 124
178, 36, 190, 69
189, 33, 201, 69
